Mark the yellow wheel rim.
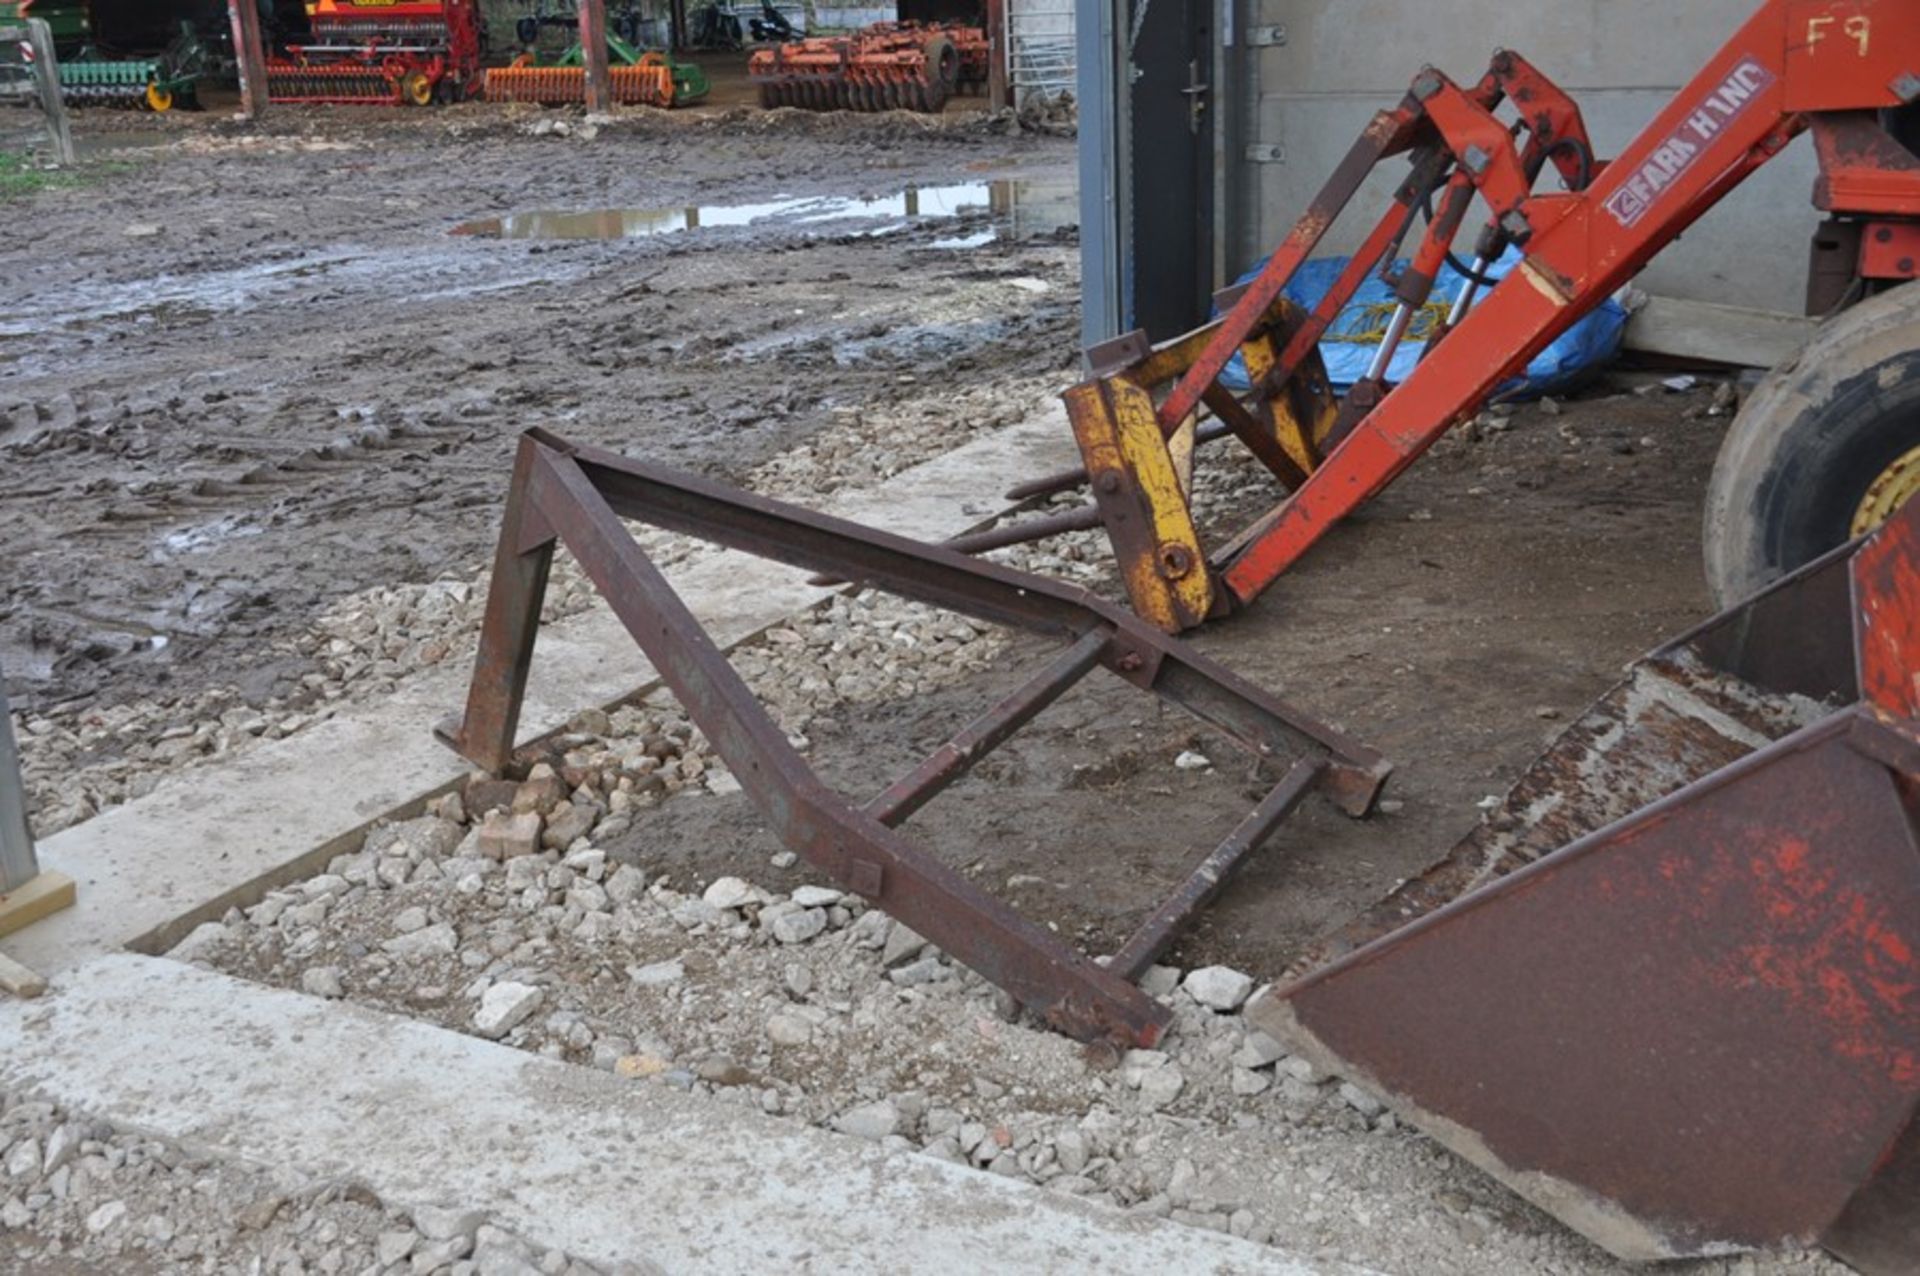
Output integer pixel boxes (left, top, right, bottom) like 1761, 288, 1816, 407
404, 73, 433, 106
1852, 443, 1920, 537
146, 82, 173, 112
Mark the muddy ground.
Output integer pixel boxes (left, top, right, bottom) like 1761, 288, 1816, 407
2, 100, 1783, 1272
5, 102, 1739, 980
2, 105, 1075, 713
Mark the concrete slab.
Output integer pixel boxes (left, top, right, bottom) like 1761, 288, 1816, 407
0, 954, 1364, 1276
7, 410, 1079, 975
1624, 294, 1816, 369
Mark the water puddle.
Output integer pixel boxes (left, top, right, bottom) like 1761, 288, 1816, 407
1, 245, 566, 371
159, 513, 265, 557
0, 254, 358, 340
452, 177, 1077, 245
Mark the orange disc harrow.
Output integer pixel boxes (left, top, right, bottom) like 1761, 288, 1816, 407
483, 61, 680, 107
750, 24, 981, 114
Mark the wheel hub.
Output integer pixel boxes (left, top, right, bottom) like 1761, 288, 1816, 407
1852, 443, 1920, 536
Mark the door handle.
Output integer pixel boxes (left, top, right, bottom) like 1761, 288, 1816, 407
1183, 58, 1208, 133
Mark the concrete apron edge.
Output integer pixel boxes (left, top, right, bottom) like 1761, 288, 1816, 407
6, 408, 1079, 975
0, 954, 1364, 1276
117, 585, 814, 961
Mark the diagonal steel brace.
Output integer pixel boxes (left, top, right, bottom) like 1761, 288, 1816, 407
440, 429, 1390, 1046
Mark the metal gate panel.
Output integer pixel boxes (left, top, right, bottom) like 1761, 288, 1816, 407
1009, 0, 1072, 104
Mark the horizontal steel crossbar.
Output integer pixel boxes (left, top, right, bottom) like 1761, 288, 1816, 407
863, 626, 1111, 829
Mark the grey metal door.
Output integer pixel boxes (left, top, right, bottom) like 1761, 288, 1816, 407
1127, 0, 1212, 338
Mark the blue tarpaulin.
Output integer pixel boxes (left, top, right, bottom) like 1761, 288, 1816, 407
1216, 247, 1627, 401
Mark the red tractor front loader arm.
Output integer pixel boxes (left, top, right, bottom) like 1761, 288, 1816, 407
1063, 0, 1920, 632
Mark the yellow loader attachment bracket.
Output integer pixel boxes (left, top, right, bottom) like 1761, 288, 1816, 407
1060, 295, 1338, 632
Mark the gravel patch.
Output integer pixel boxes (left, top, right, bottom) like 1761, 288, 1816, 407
174, 684, 1840, 1276
0, 1087, 647, 1274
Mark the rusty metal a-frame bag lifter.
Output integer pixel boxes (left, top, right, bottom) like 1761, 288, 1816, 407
447, 2, 1920, 1270
442, 429, 1391, 1049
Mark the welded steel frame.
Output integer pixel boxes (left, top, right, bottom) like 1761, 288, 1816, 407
1062, 295, 1338, 630
441, 429, 1389, 1046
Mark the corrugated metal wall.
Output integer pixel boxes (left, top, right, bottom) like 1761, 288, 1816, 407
1228, 0, 1817, 311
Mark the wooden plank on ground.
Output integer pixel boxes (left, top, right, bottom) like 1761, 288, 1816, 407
0, 951, 46, 998
0, 870, 75, 940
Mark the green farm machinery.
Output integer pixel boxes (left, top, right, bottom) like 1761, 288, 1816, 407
1, 5, 206, 112
57, 21, 206, 112
0, 0, 87, 52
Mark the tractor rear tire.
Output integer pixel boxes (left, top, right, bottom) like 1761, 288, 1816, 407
1703, 280, 1920, 608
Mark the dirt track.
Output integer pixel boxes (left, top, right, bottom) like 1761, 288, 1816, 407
2, 106, 1075, 715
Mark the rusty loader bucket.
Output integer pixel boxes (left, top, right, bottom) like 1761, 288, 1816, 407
1247, 497, 1920, 1271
